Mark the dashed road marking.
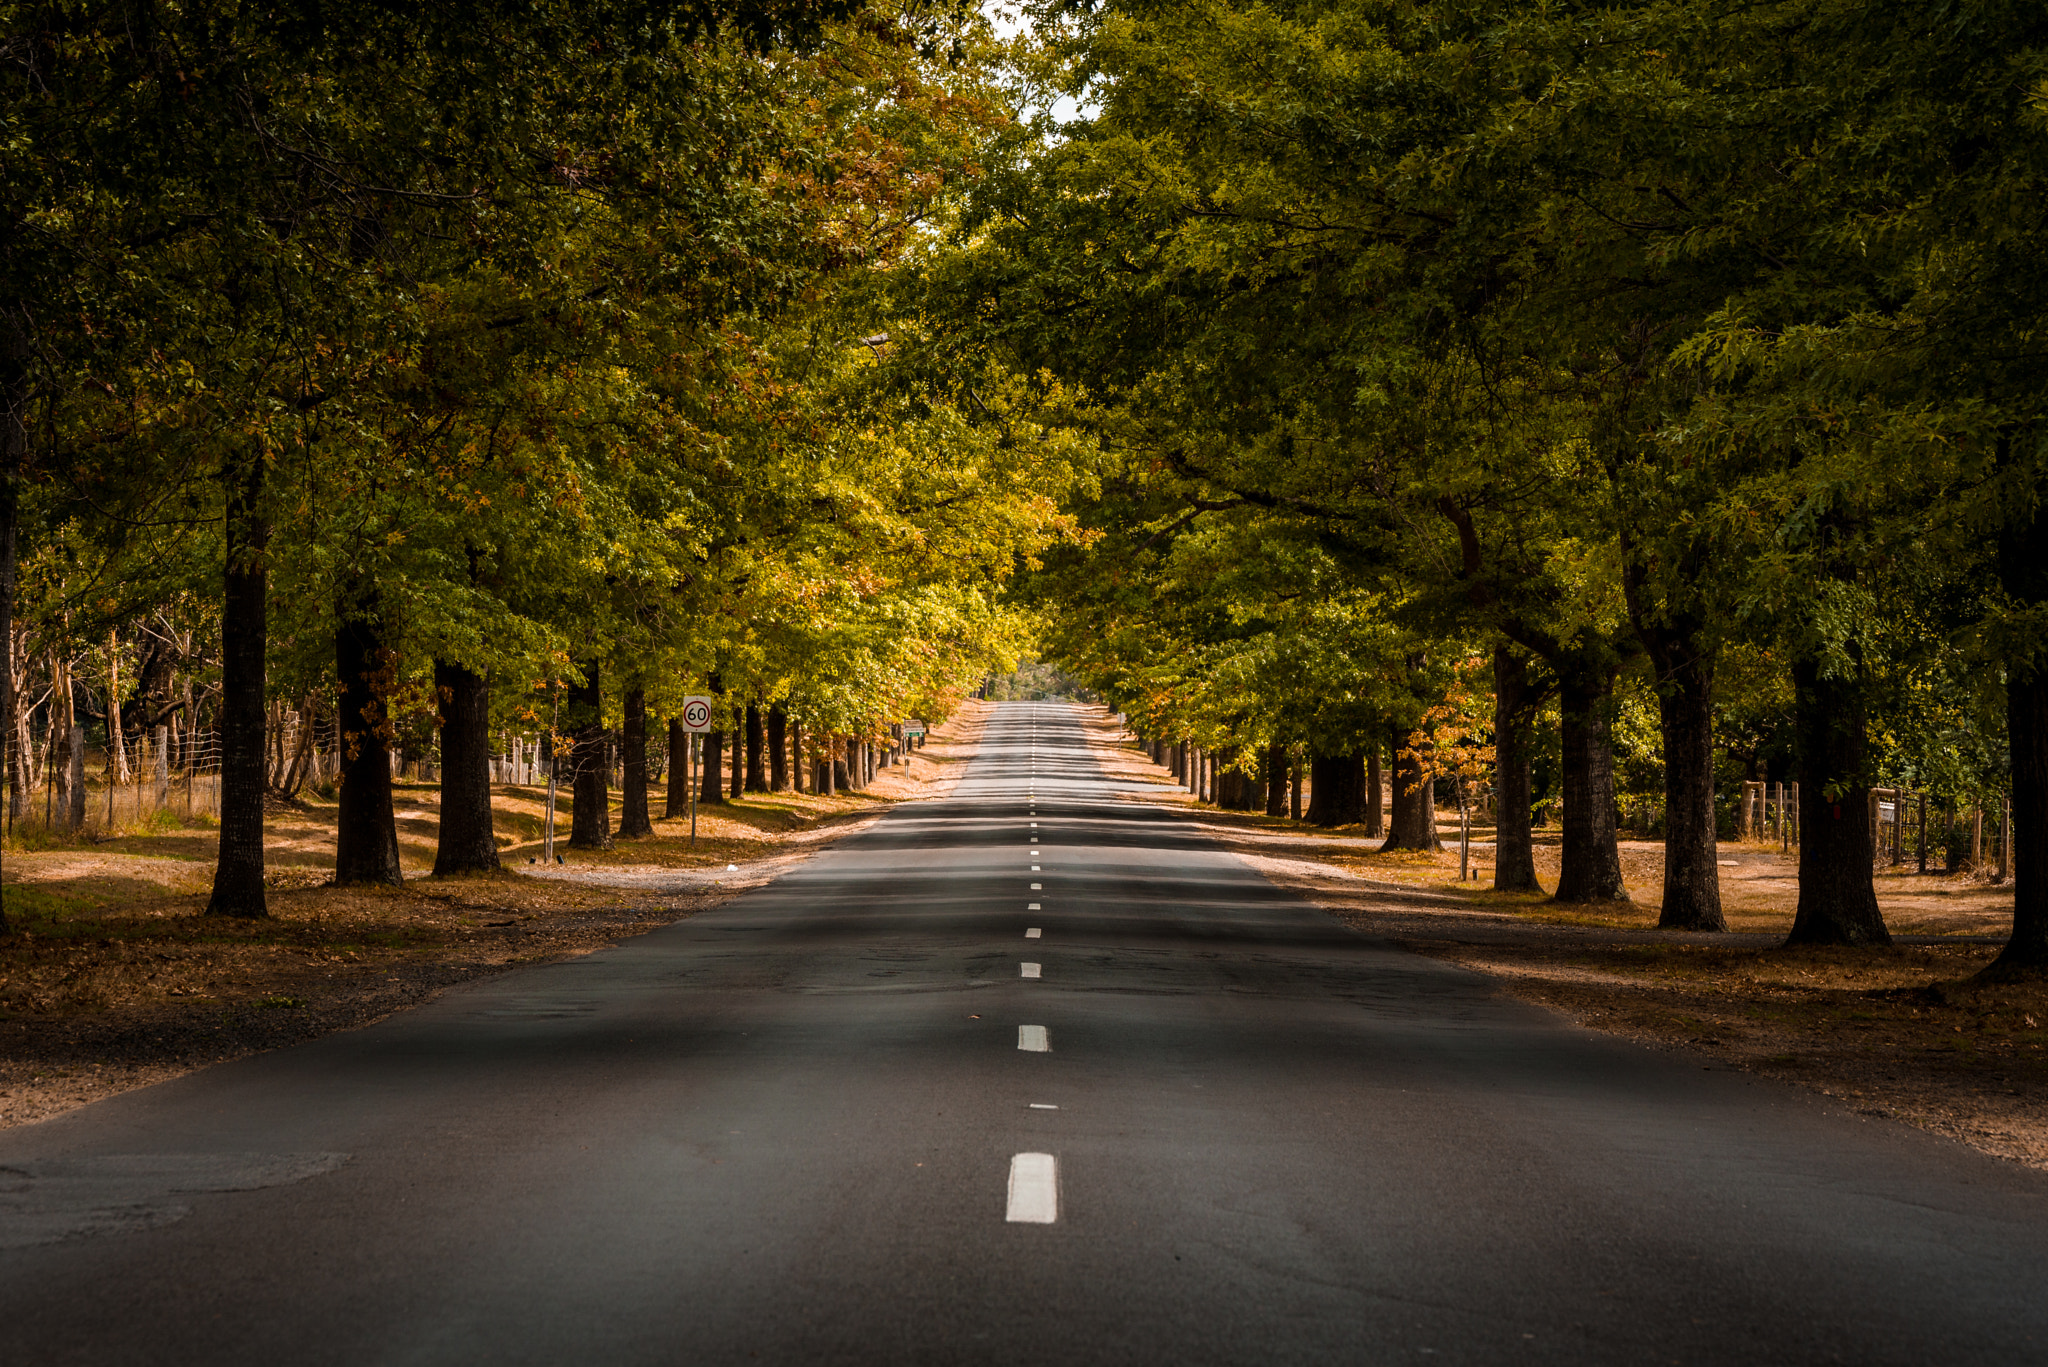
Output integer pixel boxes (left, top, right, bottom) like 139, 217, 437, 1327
1018, 1024, 1049, 1051
1028, 1103, 1058, 1110
1021, 962, 1042, 979
1025, 927, 1041, 938
1006, 1153, 1058, 1223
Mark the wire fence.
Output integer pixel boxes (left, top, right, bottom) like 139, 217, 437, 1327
1, 714, 677, 842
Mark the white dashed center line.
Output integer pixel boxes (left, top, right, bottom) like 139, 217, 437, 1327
1025, 927, 1041, 938
1006, 1153, 1058, 1223
1031, 865, 1040, 871
1028, 1103, 1058, 1110
1021, 962, 1042, 979
1018, 1025, 1049, 1051
1028, 902, 1041, 910
1030, 882, 1042, 889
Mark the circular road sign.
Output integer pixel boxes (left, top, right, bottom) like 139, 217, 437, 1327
682, 698, 713, 732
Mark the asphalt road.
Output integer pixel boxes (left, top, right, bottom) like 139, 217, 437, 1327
4, 701, 2046, 1366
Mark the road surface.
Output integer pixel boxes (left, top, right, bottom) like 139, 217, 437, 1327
3, 701, 2045, 1364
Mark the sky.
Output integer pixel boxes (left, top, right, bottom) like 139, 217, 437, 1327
980, 0, 1094, 125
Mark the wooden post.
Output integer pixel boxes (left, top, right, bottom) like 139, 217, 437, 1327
1971, 804, 1984, 870
154, 726, 169, 810
1916, 791, 1927, 873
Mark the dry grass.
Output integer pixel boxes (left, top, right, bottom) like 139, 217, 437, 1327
1089, 729, 2046, 1169
0, 704, 991, 1128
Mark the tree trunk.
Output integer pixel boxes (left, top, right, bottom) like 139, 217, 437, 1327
1290, 754, 1303, 820
700, 729, 727, 804
334, 586, 402, 887
0, 477, 15, 861
617, 685, 653, 838
730, 726, 744, 798
666, 717, 690, 818
431, 659, 499, 876
206, 453, 269, 917
1307, 751, 1367, 826
846, 736, 861, 791
768, 705, 790, 791
1784, 654, 1889, 945
1985, 492, 2048, 976
1, 314, 22, 874
1492, 646, 1542, 893
1381, 727, 1438, 850
1264, 744, 1288, 816
1365, 741, 1384, 837
1651, 642, 1725, 930
1985, 664, 2048, 975
792, 718, 806, 793
745, 703, 768, 792
567, 660, 611, 849
1553, 665, 1628, 903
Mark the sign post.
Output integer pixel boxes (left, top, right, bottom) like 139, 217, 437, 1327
681, 696, 715, 847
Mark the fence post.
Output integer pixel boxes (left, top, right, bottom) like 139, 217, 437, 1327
153, 726, 169, 809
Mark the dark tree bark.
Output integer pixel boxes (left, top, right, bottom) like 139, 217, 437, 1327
791, 718, 806, 793
617, 685, 653, 838
730, 727, 744, 798
1307, 751, 1368, 826
431, 659, 499, 876
1290, 755, 1303, 820
700, 728, 727, 804
745, 703, 768, 792
1553, 665, 1629, 903
1382, 726, 1439, 850
1492, 646, 1542, 893
768, 705, 790, 791
666, 717, 689, 818
1784, 652, 1890, 946
334, 585, 402, 886
206, 453, 269, 918
1985, 495, 2048, 977
0, 468, 14, 872
567, 660, 611, 849
1, 314, 23, 911
1365, 741, 1384, 837
1985, 664, 2048, 975
1264, 744, 1288, 816
1649, 641, 1725, 930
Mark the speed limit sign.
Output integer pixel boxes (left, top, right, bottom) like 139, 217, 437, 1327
681, 696, 716, 733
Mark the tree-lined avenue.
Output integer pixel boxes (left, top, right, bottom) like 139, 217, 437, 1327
2, 703, 2045, 1364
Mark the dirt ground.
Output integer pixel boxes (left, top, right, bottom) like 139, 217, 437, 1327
1085, 720, 2048, 1171
0, 705, 991, 1128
